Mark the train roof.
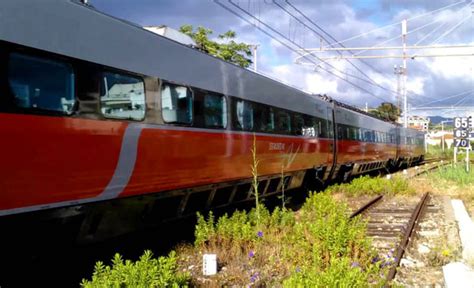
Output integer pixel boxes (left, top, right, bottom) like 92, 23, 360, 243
0, 0, 331, 119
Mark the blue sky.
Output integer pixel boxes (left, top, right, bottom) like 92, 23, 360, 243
90, 0, 473, 118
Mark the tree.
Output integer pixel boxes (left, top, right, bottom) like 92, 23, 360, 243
369, 102, 400, 122
179, 25, 253, 68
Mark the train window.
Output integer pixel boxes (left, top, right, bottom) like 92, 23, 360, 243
234, 99, 254, 131
303, 116, 317, 137
293, 114, 304, 136
350, 127, 358, 140
326, 120, 334, 138
161, 83, 192, 124
275, 109, 291, 134
8, 53, 75, 114
254, 103, 274, 133
204, 93, 227, 128
337, 126, 344, 140
363, 130, 370, 142
100, 72, 145, 120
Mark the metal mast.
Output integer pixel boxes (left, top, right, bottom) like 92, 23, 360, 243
402, 19, 408, 128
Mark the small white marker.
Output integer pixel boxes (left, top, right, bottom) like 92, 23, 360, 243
203, 254, 217, 276
403, 169, 408, 175
386, 174, 392, 179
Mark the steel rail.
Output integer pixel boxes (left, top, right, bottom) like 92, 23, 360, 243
349, 195, 384, 219
385, 192, 430, 283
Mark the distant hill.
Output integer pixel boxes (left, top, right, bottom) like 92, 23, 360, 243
428, 116, 451, 125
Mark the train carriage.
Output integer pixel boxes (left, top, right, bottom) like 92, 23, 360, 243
0, 0, 425, 241
333, 103, 399, 180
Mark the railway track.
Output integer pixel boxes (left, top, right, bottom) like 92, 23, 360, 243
388, 158, 449, 179
350, 192, 432, 283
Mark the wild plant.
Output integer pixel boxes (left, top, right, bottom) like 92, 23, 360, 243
80, 250, 189, 287
251, 133, 261, 225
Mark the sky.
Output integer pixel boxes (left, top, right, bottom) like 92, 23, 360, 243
90, 0, 473, 118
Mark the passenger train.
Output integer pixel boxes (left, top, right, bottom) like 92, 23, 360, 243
0, 0, 424, 241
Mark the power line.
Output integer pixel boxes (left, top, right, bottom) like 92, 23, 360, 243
272, 1, 393, 95
412, 89, 474, 107
284, 0, 386, 76
226, 0, 392, 102
323, 0, 466, 48
431, 14, 472, 44
215, 0, 388, 102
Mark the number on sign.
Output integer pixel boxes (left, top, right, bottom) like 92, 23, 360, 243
455, 117, 461, 128
455, 138, 469, 148
454, 117, 471, 129
454, 129, 468, 138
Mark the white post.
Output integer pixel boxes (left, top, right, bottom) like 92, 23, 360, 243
252, 45, 258, 72
441, 121, 445, 151
425, 134, 429, 153
454, 147, 457, 164
402, 19, 408, 128
467, 146, 470, 172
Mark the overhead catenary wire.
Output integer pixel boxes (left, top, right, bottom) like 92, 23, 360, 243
215, 0, 388, 103
414, 21, 448, 45
232, 0, 422, 104
283, 0, 386, 76
222, 0, 443, 105
226, 0, 396, 102
323, 0, 466, 48
294, 2, 472, 104
451, 93, 473, 107
274, 1, 397, 90
431, 14, 472, 44
411, 89, 474, 107
272, 0, 391, 93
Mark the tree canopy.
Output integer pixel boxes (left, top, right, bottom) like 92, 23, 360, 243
369, 102, 401, 122
179, 25, 253, 68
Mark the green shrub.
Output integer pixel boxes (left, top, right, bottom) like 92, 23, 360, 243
283, 257, 384, 288
80, 250, 189, 288
194, 203, 273, 248
326, 175, 413, 196
191, 192, 385, 286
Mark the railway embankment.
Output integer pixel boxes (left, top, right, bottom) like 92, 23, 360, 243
79, 161, 474, 287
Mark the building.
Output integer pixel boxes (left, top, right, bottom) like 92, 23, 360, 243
406, 115, 430, 131
143, 25, 196, 46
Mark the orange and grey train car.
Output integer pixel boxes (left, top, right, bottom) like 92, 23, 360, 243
397, 126, 425, 167
0, 0, 335, 240
331, 103, 399, 180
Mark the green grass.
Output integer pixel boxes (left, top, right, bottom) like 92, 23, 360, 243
326, 175, 414, 196
426, 144, 474, 160
429, 163, 474, 187
426, 145, 453, 159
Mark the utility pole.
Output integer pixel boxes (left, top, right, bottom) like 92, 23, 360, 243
394, 65, 403, 122
250, 44, 259, 72
402, 19, 408, 128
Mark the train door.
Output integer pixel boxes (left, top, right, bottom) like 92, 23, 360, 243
325, 105, 337, 181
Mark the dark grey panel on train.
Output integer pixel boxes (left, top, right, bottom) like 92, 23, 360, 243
0, 0, 330, 119
334, 106, 395, 132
